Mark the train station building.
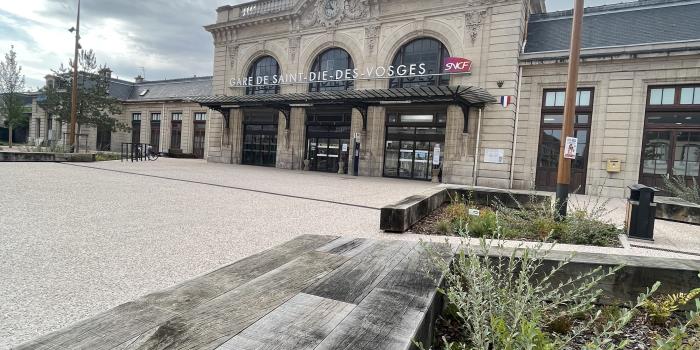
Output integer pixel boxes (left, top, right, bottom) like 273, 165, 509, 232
196, 0, 700, 198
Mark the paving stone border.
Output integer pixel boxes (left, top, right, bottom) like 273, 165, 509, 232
380, 185, 552, 232
0, 151, 95, 162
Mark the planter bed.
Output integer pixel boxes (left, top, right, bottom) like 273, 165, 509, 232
656, 196, 700, 225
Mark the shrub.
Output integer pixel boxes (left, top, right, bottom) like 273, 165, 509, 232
95, 152, 120, 161
663, 175, 700, 204
642, 287, 700, 325
464, 209, 498, 238
436, 219, 453, 235
420, 238, 700, 350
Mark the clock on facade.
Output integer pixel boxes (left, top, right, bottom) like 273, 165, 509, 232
323, 0, 340, 19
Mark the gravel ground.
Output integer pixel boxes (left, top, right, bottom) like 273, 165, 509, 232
0, 159, 433, 348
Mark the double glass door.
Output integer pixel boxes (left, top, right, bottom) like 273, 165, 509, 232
307, 137, 349, 173
243, 124, 277, 167
640, 130, 700, 188
385, 140, 441, 180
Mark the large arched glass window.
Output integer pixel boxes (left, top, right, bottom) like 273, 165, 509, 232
246, 56, 280, 95
389, 38, 450, 88
308, 48, 354, 92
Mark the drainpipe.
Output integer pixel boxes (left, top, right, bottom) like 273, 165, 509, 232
509, 65, 524, 189
472, 107, 483, 186
161, 102, 166, 153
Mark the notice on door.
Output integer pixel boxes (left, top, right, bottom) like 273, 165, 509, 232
433, 145, 441, 165
564, 137, 578, 160
342, 143, 348, 152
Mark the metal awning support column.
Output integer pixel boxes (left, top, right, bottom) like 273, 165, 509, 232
459, 103, 470, 134
271, 105, 291, 130
209, 106, 231, 129
351, 104, 369, 131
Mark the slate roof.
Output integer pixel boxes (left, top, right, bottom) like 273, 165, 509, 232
525, 0, 700, 53
124, 76, 213, 102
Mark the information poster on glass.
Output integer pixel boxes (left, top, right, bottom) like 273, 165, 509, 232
433, 145, 441, 165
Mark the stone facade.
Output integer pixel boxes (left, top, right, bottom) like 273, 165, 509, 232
27, 76, 214, 158
517, 51, 700, 198
205, 0, 544, 188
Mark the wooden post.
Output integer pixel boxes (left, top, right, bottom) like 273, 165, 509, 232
69, 0, 80, 152
556, 0, 584, 218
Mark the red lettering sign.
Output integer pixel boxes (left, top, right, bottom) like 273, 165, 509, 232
444, 57, 472, 73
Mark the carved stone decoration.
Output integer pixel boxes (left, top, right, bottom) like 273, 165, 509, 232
228, 44, 238, 68
465, 9, 487, 43
345, 0, 369, 20
364, 24, 380, 52
288, 36, 300, 61
300, 0, 370, 29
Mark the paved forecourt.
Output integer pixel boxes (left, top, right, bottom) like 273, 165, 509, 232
0, 159, 434, 348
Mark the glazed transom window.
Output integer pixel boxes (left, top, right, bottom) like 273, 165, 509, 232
246, 56, 280, 95
389, 37, 450, 88
308, 48, 354, 92
194, 112, 207, 121
543, 90, 592, 107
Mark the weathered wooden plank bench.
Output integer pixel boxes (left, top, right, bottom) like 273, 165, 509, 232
18, 235, 453, 350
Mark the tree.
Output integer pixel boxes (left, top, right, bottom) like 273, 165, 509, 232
38, 49, 127, 143
0, 45, 27, 148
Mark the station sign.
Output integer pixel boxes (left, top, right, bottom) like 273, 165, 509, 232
230, 57, 473, 88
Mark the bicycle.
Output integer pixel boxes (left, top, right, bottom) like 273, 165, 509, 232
137, 144, 159, 161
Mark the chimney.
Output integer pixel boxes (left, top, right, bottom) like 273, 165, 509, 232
99, 68, 112, 80
135, 75, 145, 84
44, 74, 56, 89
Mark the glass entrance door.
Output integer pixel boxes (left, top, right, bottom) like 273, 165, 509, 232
383, 110, 446, 181
243, 124, 277, 167
307, 137, 349, 173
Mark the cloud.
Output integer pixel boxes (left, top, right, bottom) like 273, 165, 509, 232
0, 0, 246, 90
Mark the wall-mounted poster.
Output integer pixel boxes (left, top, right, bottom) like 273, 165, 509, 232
484, 148, 504, 164
564, 137, 578, 160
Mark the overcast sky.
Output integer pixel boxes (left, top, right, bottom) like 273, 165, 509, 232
1, 0, 637, 90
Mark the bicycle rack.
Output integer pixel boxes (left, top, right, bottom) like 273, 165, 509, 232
120, 143, 150, 162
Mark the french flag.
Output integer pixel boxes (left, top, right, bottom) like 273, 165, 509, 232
500, 96, 512, 107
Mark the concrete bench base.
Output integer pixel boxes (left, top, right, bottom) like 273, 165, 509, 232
380, 185, 553, 233
655, 196, 700, 225
0, 152, 95, 162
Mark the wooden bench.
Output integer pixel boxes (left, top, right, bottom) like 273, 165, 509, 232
18, 235, 453, 350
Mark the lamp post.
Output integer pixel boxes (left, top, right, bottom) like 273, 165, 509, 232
555, 0, 584, 218
68, 0, 81, 152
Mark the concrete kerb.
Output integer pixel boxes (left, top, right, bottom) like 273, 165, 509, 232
379, 184, 553, 232
0, 151, 95, 162
655, 196, 700, 225
402, 233, 700, 305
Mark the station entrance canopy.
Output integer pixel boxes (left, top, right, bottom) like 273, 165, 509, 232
191, 85, 496, 133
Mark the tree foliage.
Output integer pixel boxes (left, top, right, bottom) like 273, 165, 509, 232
0, 45, 27, 147
38, 49, 127, 134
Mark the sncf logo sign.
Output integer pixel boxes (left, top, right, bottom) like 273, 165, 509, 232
444, 57, 472, 74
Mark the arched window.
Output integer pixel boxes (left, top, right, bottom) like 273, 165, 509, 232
389, 38, 450, 88
308, 48, 354, 92
246, 56, 280, 95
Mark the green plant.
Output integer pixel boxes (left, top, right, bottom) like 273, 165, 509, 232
436, 219, 453, 235
95, 152, 120, 161
663, 175, 700, 204
642, 286, 700, 324
464, 209, 498, 238
653, 299, 700, 349
424, 237, 624, 349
